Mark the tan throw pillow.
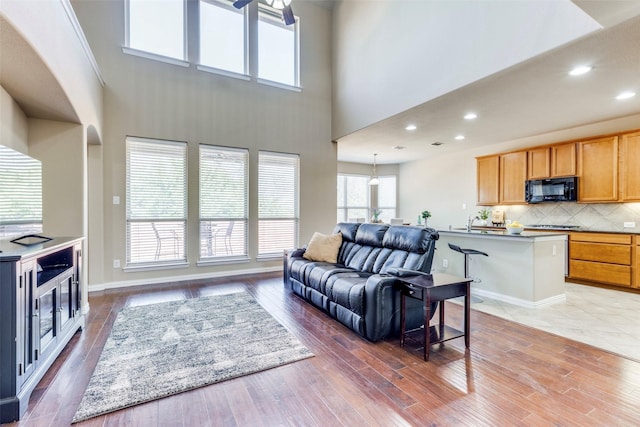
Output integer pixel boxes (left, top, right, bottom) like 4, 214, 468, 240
303, 232, 342, 263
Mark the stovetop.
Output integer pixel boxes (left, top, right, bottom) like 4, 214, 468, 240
527, 224, 581, 230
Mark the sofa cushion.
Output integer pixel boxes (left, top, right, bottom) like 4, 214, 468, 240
333, 222, 360, 243
354, 223, 388, 247
303, 232, 342, 263
383, 226, 438, 254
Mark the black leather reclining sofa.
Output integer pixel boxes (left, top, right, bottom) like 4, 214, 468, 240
284, 222, 440, 341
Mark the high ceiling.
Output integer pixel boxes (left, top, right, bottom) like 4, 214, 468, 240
336, 3, 640, 164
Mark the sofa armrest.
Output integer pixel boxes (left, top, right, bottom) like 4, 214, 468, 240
363, 274, 403, 341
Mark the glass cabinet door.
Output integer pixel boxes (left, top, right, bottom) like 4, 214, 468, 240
38, 288, 56, 353
59, 272, 74, 331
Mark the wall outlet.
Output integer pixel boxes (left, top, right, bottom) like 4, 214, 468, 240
113, 196, 120, 205
442, 259, 448, 268
624, 221, 636, 228
113, 259, 120, 268
552, 245, 557, 256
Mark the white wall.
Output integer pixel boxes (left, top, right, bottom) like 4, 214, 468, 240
0, 85, 28, 153
72, 0, 335, 288
331, 0, 600, 140
399, 113, 640, 231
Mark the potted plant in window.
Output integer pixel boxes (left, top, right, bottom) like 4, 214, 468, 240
371, 209, 383, 223
421, 210, 432, 226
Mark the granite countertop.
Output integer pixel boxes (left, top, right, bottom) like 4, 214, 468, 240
469, 225, 640, 235
439, 228, 568, 239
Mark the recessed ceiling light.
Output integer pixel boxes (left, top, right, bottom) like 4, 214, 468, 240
569, 65, 592, 76
393, 145, 406, 150
455, 135, 465, 140
616, 91, 636, 100
405, 124, 417, 131
464, 113, 477, 120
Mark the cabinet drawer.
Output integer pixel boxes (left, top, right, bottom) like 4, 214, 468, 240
569, 242, 631, 265
570, 232, 631, 245
569, 260, 631, 286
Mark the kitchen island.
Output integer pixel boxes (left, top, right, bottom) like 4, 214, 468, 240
435, 229, 568, 308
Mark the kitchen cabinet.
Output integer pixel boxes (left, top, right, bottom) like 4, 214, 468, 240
0, 237, 84, 423
568, 232, 633, 288
528, 143, 576, 180
500, 151, 527, 204
527, 147, 550, 179
476, 155, 499, 205
577, 136, 618, 202
620, 131, 640, 201
550, 143, 576, 177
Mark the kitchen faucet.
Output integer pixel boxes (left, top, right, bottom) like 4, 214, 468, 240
467, 215, 479, 232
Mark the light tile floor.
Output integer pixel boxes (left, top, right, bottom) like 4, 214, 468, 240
454, 282, 640, 362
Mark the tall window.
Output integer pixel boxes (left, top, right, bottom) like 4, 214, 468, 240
126, 137, 187, 267
199, 0, 247, 74
126, 0, 185, 60
199, 145, 248, 260
337, 174, 370, 222
258, 5, 299, 87
258, 151, 299, 257
0, 145, 42, 238
377, 176, 397, 222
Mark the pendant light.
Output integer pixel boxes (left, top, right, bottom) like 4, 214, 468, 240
369, 153, 380, 186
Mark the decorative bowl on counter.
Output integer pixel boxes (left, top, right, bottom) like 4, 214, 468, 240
506, 225, 524, 234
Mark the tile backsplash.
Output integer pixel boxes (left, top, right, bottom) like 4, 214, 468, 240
496, 202, 640, 232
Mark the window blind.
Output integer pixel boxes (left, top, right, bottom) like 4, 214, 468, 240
126, 137, 187, 266
0, 145, 43, 238
258, 151, 299, 257
199, 145, 248, 259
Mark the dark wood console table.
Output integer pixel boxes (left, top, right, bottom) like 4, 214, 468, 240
397, 273, 472, 361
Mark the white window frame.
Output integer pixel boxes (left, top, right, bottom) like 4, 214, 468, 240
376, 175, 397, 223
198, 144, 249, 264
257, 3, 301, 90
337, 173, 371, 223
258, 151, 300, 259
123, 0, 189, 66
125, 136, 188, 270
196, 0, 250, 79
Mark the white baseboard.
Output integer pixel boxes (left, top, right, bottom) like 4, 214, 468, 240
473, 289, 566, 308
87, 265, 282, 293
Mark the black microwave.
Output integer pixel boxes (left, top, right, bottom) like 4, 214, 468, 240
525, 176, 578, 203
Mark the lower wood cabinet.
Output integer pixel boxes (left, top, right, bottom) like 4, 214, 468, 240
568, 232, 634, 288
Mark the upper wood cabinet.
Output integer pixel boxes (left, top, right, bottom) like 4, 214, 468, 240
550, 143, 576, 177
500, 151, 527, 204
577, 136, 618, 202
527, 147, 550, 179
527, 143, 576, 180
477, 155, 499, 205
620, 131, 640, 201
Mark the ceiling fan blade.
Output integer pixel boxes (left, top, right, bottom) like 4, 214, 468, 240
233, 0, 253, 9
282, 5, 295, 25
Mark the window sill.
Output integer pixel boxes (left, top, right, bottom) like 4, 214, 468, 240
196, 65, 251, 81
123, 261, 189, 272
197, 256, 250, 267
257, 78, 302, 92
256, 254, 286, 261
122, 47, 190, 68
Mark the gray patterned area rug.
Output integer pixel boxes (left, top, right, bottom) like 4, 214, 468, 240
72, 291, 313, 423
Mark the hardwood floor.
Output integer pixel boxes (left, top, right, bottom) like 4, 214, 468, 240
6, 272, 640, 426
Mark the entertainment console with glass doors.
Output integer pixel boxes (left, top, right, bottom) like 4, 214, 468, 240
0, 237, 84, 423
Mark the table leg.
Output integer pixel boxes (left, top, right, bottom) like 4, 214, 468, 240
424, 292, 431, 361
400, 293, 406, 347
465, 281, 470, 348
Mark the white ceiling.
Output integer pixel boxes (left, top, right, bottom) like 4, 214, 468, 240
336, 4, 640, 165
